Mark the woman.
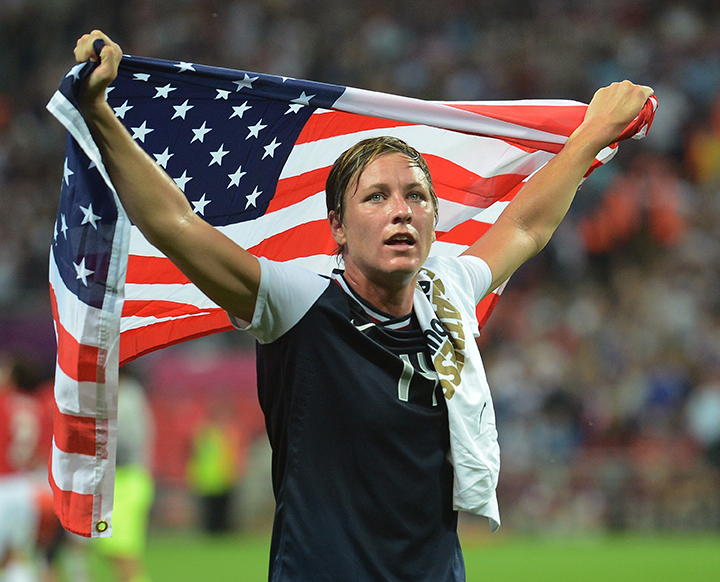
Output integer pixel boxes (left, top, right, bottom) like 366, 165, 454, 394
72, 30, 653, 581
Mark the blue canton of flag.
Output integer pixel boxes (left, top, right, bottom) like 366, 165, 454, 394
54, 54, 344, 310
104, 58, 343, 226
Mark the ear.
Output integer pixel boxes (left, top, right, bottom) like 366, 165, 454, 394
431, 230, 436, 243
329, 211, 347, 246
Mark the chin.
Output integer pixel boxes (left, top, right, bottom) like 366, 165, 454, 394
381, 259, 423, 280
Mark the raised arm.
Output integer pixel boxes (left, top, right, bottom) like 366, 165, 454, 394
463, 81, 654, 296
74, 31, 260, 323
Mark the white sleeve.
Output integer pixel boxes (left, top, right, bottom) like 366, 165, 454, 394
423, 254, 493, 336
425, 254, 492, 304
227, 257, 330, 344
456, 255, 493, 304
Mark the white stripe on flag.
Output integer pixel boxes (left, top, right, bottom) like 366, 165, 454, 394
51, 440, 109, 495
54, 367, 102, 417
281, 121, 554, 181
128, 191, 329, 259
334, 87, 571, 145
436, 199, 511, 233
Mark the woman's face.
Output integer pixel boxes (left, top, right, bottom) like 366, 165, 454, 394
330, 152, 436, 290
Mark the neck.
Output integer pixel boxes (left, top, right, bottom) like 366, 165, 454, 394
342, 267, 418, 318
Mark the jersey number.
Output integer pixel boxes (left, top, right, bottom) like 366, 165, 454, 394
398, 353, 439, 406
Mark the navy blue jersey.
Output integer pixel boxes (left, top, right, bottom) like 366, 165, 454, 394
256, 274, 465, 581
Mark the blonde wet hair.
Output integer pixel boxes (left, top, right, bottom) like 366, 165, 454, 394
325, 136, 438, 228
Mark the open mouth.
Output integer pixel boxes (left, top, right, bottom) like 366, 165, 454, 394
385, 233, 416, 246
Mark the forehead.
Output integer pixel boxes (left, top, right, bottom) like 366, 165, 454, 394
354, 152, 429, 189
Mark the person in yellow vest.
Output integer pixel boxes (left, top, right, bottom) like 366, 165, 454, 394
187, 398, 245, 534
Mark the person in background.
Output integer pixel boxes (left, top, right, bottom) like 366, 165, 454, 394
0, 355, 46, 582
187, 397, 246, 534
93, 369, 155, 582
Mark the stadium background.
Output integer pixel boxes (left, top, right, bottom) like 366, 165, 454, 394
1, 0, 720, 579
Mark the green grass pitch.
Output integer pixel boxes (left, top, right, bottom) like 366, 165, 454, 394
81, 531, 720, 581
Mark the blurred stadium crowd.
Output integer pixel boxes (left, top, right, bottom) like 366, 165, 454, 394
2, 0, 720, 535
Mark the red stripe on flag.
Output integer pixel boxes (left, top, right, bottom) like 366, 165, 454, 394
296, 110, 411, 145
119, 309, 233, 365
425, 155, 527, 209
266, 166, 331, 213
447, 102, 586, 141
48, 462, 94, 538
476, 292, 500, 331
122, 299, 215, 319
248, 220, 337, 261
125, 255, 190, 285
437, 219, 493, 247
53, 404, 98, 457
50, 285, 104, 384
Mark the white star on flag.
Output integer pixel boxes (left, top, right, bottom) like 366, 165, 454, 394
173, 170, 192, 191
131, 121, 154, 142
133, 73, 150, 82
245, 186, 262, 208
79, 204, 102, 229
286, 91, 315, 115
172, 100, 194, 120
215, 90, 230, 100
228, 165, 246, 188
59, 214, 68, 239
230, 102, 252, 119
153, 147, 174, 168
153, 84, 177, 98
246, 119, 267, 140
209, 144, 229, 166
66, 64, 84, 80
234, 74, 259, 91
191, 121, 212, 143
176, 62, 195, 72
113, 100, 133, 119
73, 258, 94, 287
63, 159, 74, 185
263, 137, 282, 159
292, 91, 314, 106
192, 194, 211, 215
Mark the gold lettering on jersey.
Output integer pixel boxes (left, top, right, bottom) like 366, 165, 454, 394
420, 268, 467, 400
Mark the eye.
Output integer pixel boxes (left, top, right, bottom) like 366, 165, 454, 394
408, 191, 425, 202
368, 193, 384, 202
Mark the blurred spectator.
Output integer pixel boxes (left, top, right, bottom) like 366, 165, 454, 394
0, 354, 54, 582
187, 396, 247, 534
578, 153, 688, 255
685, 93, 720, 189
93, 369, 155, 582
686, 375, 720, 470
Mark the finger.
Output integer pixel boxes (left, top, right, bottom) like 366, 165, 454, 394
74, 30, 112, 64
93, 39, 106, 61
73, 34, 93, 63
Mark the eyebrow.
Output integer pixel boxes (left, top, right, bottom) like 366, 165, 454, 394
360, 181, 428, 192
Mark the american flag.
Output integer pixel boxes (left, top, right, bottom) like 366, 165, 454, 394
46, 53, 657, 537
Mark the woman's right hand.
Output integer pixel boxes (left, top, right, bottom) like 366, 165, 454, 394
73, 30, 123, 111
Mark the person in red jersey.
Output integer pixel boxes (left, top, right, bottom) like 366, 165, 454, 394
0, 355, 49, 582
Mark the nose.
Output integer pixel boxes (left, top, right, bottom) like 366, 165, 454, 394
390, 193, 411, 223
